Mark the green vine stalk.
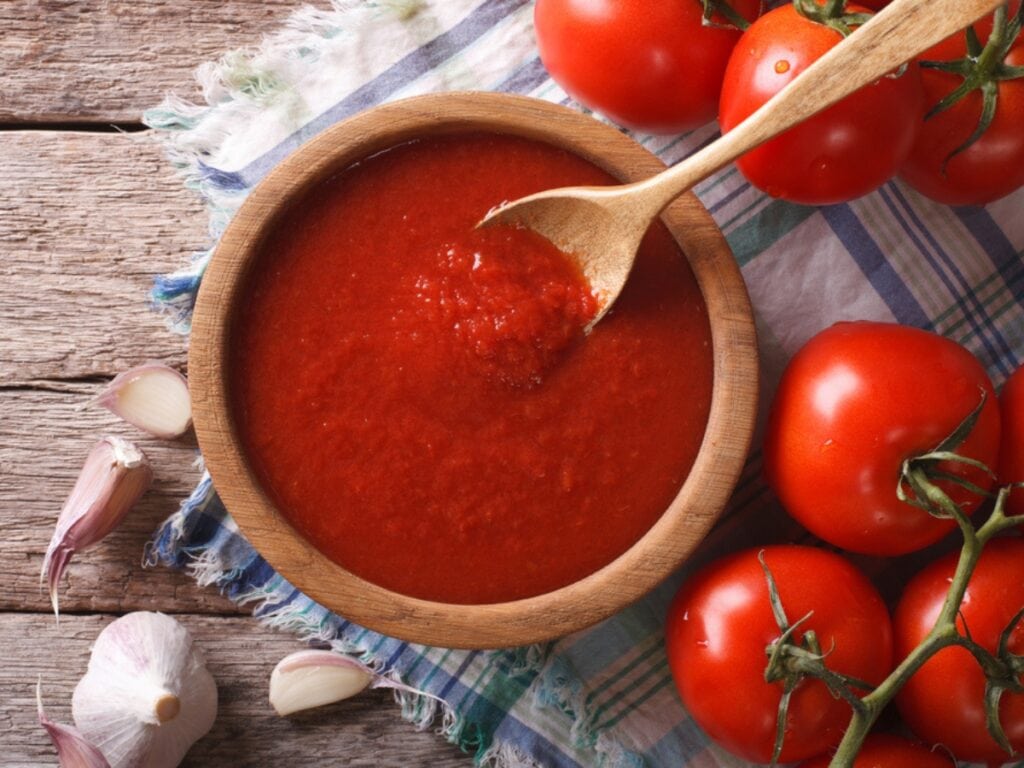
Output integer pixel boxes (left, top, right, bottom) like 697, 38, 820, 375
828, 486, 1024, 767
761, 392, 1024, 766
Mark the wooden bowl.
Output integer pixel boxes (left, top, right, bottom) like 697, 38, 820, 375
190, 92, 758, 649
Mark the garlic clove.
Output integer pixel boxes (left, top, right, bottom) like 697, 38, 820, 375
96, 363, 192, 439
72, 612, 217, 768
268, 649, 445, 717
269, 650, 373, 716
38, 681, 112, 768
42, 437, 153, 620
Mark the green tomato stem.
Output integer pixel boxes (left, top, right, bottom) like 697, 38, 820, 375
827, 489, 1021, 768
920, 4, 1024, 165
981, 5, 1011, 74
698, 0, 752, 32
822, 0, 846, 20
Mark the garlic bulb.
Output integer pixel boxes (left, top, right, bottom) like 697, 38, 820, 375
42, 436, 153, 619
96, 363, 192, 439
269, 649, 442, 716
72, 612, 217, 768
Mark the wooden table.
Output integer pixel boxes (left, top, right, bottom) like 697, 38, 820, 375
2, 3, 471, 765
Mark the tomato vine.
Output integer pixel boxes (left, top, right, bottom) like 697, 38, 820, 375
760, 396, 1024, 766
828, 485, 1024, 767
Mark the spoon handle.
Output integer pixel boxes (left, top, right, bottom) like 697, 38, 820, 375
633, 0, 1004, 212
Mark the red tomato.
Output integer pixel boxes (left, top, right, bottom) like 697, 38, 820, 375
666, 546, 893, 764
895, 538, 1024, 763
718, 4, 924, 204
534, 0, 762, 134
764, 322, 1001, 555
900, 37, 1024, 205
798, 733, 955, 767
1000, 366, 1024, 517
857, 0, 890, 8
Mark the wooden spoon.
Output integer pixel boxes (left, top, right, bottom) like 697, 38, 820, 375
482, 0, 1003, 327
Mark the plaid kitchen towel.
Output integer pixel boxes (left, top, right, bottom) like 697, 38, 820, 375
144, 1, 1024, 766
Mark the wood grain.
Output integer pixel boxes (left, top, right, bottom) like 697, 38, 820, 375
0, 130, 199, 383
0, 130, 233, 613
1, 612, 470, 767
0, 386, 240, 615
0, 0, 321, 123
189, 92, 759, 649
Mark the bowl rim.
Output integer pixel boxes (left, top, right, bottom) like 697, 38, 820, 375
189, 91, 759, 649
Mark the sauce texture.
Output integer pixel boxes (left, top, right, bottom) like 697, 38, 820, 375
231, 133, 713, 604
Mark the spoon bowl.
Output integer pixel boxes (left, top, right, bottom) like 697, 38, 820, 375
483, 0, 1002, 323
484, 185, 647, 327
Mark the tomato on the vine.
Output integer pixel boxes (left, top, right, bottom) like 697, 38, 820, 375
999, 365, 1024, 516
718, 3, 924, 204
534, 0, 762, 134
900, 16, 1024, 206
797, 733, 954, 767
895, 538, 1024, 763
666, 546, 893, 764
764, 322, 1001, 555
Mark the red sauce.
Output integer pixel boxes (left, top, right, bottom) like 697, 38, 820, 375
407, 224, 598, 388
231, 133, 713, 604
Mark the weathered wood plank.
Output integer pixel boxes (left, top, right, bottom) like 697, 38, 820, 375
0, 130, 200, 382
0, 129, 235, 613
0, 128, 220, 610
0, 386, 240, 614
2, 612, 471, 767
1, 0, 316, 123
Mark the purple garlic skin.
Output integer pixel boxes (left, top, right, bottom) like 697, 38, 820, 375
42, 436, 153, 618
38, 682, 112, 768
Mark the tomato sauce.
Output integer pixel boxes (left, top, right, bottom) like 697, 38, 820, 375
230, 133, 713, 604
